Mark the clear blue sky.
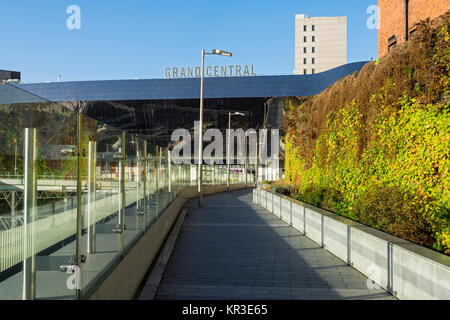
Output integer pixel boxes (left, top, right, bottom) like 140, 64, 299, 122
0, 0, 378, 83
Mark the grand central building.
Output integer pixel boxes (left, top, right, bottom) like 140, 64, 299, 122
0, 61, 366, 300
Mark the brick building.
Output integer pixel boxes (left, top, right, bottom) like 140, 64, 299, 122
378, 0, 450, 57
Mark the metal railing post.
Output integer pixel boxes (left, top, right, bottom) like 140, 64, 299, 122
22, 127, 37, 300
245, 156, 248, 188
119, 131, 126, 258
142, 141, 147, 232
75, 113, 83, 300
156, 146, 160, 218
136, 137, 141, 217
87, 140, 97, 254
168, 149, 172, 196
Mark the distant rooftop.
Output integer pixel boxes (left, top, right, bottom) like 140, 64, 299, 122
5, 62, 368, 103
0, 69, 21, 82
295, 14, 347, 20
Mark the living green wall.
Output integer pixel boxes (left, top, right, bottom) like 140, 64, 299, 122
284, 14, 450, 254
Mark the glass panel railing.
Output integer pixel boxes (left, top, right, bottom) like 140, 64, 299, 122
77, 115, 123, 297
147, 152, 157, 228
123, 133, 142, 251
0, 84, 78, 300
135, 139, 146, 233
34, 103, 78, 300
0, 83, 267, 300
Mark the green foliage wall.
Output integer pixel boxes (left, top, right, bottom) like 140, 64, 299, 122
284, 14, 450, 254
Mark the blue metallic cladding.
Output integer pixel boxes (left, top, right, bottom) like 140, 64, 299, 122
0, 83, 48, 104
13, 62, 367, 102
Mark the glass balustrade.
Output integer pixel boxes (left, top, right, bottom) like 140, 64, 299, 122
0, 83, 265, 300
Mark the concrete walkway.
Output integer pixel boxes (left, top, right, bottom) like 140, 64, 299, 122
154, 190, 396, 300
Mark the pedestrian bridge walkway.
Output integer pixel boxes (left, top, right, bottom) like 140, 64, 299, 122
150, 190, 396, 300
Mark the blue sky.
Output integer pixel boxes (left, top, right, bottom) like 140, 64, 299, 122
0, 0, 378, 83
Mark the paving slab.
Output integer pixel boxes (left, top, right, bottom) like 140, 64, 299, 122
154, 190, 396, 300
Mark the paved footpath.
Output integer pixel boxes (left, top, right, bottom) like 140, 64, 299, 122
155, 190, 396, 300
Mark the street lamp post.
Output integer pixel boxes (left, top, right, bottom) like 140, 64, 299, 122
198, 49, 232, 207
227, 112, 246, 192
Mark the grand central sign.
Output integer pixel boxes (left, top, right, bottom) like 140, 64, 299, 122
165, 65, 256, 79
